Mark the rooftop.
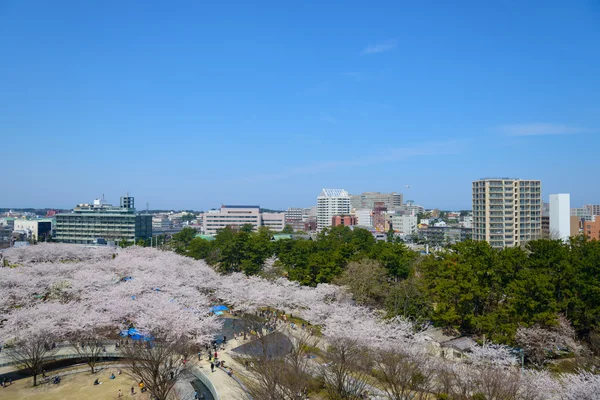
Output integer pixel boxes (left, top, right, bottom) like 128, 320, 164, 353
319, 188, 349, 197
222, 205, 260, 209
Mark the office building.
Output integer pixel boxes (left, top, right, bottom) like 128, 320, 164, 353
353, 209, 373, 228
261, 212, 286, 231
13, 219, 52, 242
317, 189, 350, 231
549, 194, 571, 241
284, 208, 305, 231
56, 195, 152, 244
331, 215, 357, 227
472, 178, 542, 249
390, 215, 418, 235
350, 192, 403, 210
202, 205, 285, 235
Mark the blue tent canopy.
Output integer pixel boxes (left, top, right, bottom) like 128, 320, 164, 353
119, 327, 153, 342
210, 305, 229, 313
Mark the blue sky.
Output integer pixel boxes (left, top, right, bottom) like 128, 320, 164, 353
1, 1, 599, 210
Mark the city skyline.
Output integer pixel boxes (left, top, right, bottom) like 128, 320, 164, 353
1, 1, 599, 210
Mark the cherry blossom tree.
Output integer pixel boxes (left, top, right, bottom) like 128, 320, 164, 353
0, 302, 71, 386
515, 315, 581, 367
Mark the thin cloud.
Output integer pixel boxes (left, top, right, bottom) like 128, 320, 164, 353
244, 140, 464, 182
361, 39, 397, 55
495, 123, 595, 136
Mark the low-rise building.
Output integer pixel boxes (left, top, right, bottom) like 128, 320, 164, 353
13, 219, 53, 242
331, 215, 357, 227
419, 227, 472, 246
262, 212, 286, 231
202, 205, 285, 235
390, 215, 417, 235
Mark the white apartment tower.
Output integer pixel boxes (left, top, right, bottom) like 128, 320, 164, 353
317, 189, 350, 231
472, 178, 542, 249
549, 193, 571, 241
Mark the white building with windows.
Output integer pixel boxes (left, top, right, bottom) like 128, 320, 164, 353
317, 189, 350, 231
391, 215, 417, 235
202, 205, 285, 235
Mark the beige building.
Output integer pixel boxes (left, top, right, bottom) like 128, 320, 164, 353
472, 178, 542, 249
13, 219, 53, 241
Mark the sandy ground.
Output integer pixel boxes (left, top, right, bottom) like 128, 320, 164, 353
1, 366, 151, 400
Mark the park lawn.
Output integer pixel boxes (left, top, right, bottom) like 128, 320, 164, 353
2, 367, 150, 400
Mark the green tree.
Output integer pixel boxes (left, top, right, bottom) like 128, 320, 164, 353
334, 259, 389, 307
172, 227, 197, 247
282, 224, 294, 234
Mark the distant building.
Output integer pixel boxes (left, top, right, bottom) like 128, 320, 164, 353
13, 219, 52, 242
549, 194, 571, 241
202, 205, 285, 235
0, 217, 15, 230
350, 192, 403, 210
317, 189, 350, 231
261, 212, 286, 232
390, 215, 417, 235
571, 207, 593, 221
585, 204, 600, 216
353, 209, 373, 229
0, 224, 11, 249
331, 215, 357, 227
403, 201, 425, 216
420, 226, 472, 246
472, 178, 542, 249
152, 217, 172, 230
461, 216, 473, 229
570, 216, 581, 237
583, 219, 600, 240
56, 195, 152, 244
284, 208, 305, 231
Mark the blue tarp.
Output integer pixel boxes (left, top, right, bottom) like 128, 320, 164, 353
210, 305, 229, 312
119, 327, 153, 342
214, 311, 224, 316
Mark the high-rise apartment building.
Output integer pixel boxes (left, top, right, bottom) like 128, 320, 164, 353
56, 196, 152, 244
472, 178, 542, 249
317, 189, 350, 231
549, 194, 571, 241
350, 192, 403, 210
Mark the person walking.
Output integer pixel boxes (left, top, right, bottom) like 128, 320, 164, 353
210, 362, 215, 373
117, 389, 123, 397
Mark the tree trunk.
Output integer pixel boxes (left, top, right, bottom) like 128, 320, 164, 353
33, 373, 37, 386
